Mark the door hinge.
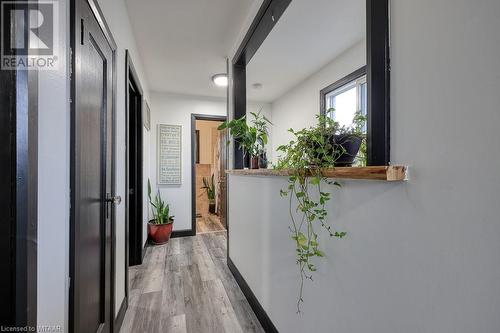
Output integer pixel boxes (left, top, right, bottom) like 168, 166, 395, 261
80, 19, 84, 45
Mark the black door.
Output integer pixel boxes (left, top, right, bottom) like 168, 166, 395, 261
70, 1, 114, 332
127, 56, 143, 267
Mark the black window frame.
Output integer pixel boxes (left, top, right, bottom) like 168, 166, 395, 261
320, 66, 367, 120
232, 0, 390, 167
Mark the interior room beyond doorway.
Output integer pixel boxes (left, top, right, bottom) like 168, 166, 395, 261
194, 118, 226, 234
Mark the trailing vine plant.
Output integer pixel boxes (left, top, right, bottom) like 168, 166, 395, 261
275, 112, 357, 313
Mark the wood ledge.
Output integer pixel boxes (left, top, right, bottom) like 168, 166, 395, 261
226, 166, 408, 181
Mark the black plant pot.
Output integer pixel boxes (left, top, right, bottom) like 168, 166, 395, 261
243, 150, 250, 169
209, 202, 216, 215
332, 134, 363, 167
259, 152, 268, 169
250, 156, 260, 169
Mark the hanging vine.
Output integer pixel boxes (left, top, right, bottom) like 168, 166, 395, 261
275, 112, 365, 312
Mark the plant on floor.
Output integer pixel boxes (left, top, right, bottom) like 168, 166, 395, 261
275, 113, 350, 313
218, 111, 272, 168
147, 179, 174, 225
201, 174, 217, 214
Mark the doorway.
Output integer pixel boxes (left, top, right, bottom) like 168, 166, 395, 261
191, 115, 228, 234
126, 51, 144, 267
70, 0, 117, 332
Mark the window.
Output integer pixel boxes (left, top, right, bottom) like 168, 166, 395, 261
321, 68, 367, 132
320, 67, 368, 166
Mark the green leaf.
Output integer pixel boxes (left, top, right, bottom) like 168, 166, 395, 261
297, 233, 307, 247
310, 177, 320, 185
147, 179, 152, 202
334, 231, 347, 238
217, 122, 228, 130
315, 250, 325, 257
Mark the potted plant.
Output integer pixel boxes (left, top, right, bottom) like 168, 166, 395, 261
147, 179, 174, 245
252, 112, 272, 168
324, 108, 367, 167
201, 174, 216, 214
218, 111, 272, 169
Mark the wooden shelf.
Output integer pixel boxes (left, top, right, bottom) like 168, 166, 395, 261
226, 166, 408, 181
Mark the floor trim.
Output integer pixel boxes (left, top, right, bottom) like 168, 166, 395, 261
171, 229, 195, 238
227, 257, 278, 333
114, 297, 127, 333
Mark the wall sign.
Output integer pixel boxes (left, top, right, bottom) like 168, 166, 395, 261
157, 124, 182, 185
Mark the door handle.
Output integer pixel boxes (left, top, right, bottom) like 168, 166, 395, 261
106, 195, 122, 205
105, 194, 121, 219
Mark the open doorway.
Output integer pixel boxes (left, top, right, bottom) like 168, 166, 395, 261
191, 115, 227, 234
126, 51, 144, 267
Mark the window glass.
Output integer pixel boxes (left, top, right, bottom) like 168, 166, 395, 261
325, 75, 367, 133
359, 80, 367, 132
325, 83, 357, 128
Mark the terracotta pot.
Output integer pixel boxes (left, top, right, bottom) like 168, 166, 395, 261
148, 219, 174, 245
250, 156, 259, 169
208, 202, 216, 215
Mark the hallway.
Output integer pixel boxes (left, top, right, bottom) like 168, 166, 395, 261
120, 232, 264, 333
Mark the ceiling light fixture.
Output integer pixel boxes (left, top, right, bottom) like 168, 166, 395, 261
212, 73, 228, 87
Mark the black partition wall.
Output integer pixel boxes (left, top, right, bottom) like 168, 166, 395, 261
227, 2, 392, 330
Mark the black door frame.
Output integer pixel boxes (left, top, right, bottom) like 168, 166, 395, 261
189, 114, 227, 237
125, 50, 144, 270
231, 0, 391, 167
0, 0, 38, 326
69, 0, 117, 331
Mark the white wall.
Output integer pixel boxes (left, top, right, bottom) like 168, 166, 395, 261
37, 0, 70, 329
228, 0, 500, 332
149, 93, 227, 232
270, 40, 365, 162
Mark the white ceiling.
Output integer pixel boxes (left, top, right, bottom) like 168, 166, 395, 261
246, 0, 365, 103
125, 0, 255, 97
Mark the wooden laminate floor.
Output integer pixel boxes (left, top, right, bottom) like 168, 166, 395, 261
120, 232, 264, 333
196, 215, 225, 234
